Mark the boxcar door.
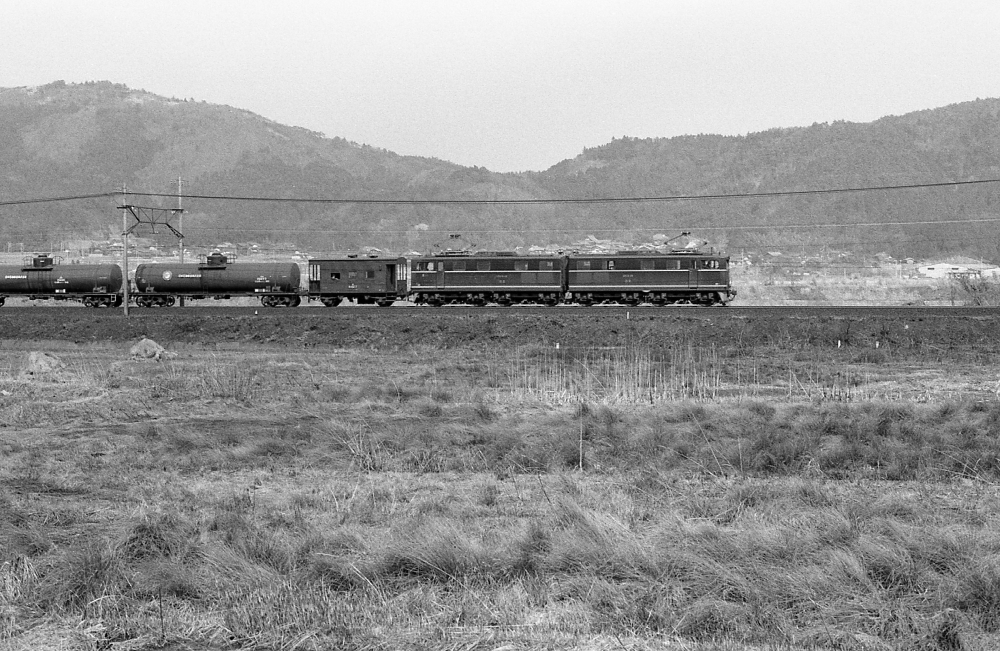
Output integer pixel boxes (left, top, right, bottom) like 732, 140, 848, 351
384, 263, 396, 292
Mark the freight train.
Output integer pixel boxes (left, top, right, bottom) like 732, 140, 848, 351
0, 247, 735, 308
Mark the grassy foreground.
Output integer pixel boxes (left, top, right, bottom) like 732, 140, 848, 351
2, 337, 1000, 650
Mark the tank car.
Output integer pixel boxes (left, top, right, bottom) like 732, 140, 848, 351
0, 254, 122, 307
307, 255, 408, 307
565, 250, 736, 306
409, 250, 565, 306
133, 252, 301, 307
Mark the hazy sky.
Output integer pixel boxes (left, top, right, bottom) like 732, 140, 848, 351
5, 0, 1000, 172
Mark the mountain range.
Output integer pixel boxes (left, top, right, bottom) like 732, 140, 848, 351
2, 80, 999, 260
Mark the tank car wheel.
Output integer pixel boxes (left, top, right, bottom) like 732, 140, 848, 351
0, 297, 5, 307
290, 295, 302, 307
166, 296, 176, 307
376, 299, 394, 307
321, 297, 342, 307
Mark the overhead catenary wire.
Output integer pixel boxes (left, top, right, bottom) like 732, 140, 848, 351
118, 177, 1000, 205
0, 192, 116, 207
1, 177, 998, 208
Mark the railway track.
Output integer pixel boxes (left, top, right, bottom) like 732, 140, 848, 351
2, 304, 1000, 318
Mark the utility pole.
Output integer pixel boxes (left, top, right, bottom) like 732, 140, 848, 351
121, 184, 130, 317
174, 176, 185, 263
174, 177, 185, 306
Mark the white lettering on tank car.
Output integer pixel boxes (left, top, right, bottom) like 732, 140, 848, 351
178, 274, 202, 278
4, 275, 27, 279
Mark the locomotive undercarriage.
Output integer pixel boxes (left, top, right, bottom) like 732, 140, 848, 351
568, 291, 728, 306
415, 291, 561, 307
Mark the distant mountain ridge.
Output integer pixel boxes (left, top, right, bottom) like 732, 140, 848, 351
2, 80, 999, 260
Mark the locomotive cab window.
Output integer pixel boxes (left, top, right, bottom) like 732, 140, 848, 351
330, 272, 341, 281
514, 260, 529, 271
607, 261, 616, 270
348, 271, 357, 279
542, 260, 554, 270
366, 270, 376, 279
641, 259, 654, 270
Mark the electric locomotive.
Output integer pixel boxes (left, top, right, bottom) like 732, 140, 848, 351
409, 250, 565, 306
566, 249, 735, 306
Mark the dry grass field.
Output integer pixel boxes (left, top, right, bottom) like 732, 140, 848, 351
3, 308, 1000, 650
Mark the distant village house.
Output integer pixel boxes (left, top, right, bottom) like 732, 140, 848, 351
918, 257, 999, 278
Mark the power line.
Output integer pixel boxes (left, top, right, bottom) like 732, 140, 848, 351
0, 192, 115, 207
120, 177, 1000, 204
89, 215, 1000, 235
1, 178, 998, 208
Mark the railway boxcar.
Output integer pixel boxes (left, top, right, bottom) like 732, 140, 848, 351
566, 250, 735, 305
0, 254, 122, 307
133, 252, 301, 307
307, 255, 408, 306
409, 251, 565, 306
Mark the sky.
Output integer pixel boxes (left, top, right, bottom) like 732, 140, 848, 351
4, 0, 1000, 173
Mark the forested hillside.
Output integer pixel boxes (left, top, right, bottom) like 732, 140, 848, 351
2, 80, 999, 260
